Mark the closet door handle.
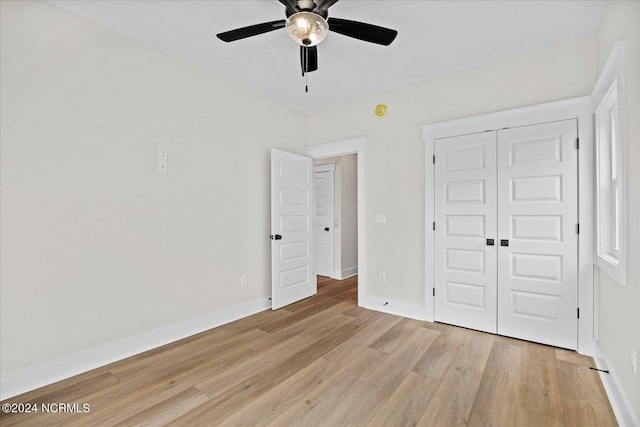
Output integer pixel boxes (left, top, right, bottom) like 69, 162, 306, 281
500, 239, 509, 247
486, 239, 495, 246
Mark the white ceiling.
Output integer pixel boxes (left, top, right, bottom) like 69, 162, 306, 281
50, 0, 605, 113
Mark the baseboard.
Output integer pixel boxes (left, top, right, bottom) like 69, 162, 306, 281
0, 297, 271, 401
360, 295, 428, 321
594, 343, 639, 427
340, 266, 358, 279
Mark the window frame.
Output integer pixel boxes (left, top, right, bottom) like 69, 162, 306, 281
593, 41, 627, 285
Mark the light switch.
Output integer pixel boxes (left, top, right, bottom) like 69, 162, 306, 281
376, 213, 386, 224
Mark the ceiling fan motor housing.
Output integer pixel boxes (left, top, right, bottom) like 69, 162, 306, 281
286, 12, 329, 47
298, 0, 316, 10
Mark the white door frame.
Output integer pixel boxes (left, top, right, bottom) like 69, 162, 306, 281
307, 137, 366, 306
422, 96, 595, 356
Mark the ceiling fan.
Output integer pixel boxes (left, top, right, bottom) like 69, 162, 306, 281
216, 0, 398, 86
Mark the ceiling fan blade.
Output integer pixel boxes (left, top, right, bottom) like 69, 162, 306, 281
217, 20, 286, 42
300, 46, 318, 75
327, 17, 397, 46
313, 0, 340, 13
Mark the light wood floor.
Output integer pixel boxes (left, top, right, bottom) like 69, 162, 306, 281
1, 276, 616, 426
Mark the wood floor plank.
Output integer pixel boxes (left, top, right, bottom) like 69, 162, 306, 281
217, 357, 341, 427
319, 327, 441, 426
369, 317, 425, 354
244, 301, 353, 352
265, 347, 388, 427
342, 305, 370, 317
411, 324, 466, 379
556, 359, 617, 427
322, 311, 402, 363
109, 328, 266, 382
467, 341, 523, 427
516, 342, 565, 426
171, 315, 378, 425
452, 327, 495, 373
0, 372, 119, 427
194, 310, 356, 399
1, 276, 616, 427
555, 348, 596, 367
64, 344, 257, 427
417, 366, 484, 426
367, 371, 441, 427
114, 386, 209, 426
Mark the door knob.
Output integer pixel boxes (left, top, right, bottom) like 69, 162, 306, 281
500, 239, 509, 247
324, 227, 330, 231
270, 234, 282, 240
486, 239, 495, 246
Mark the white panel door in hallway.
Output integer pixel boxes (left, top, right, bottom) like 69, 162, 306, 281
315, 164, 335, 277
271, 149, 316, 310
434, 120, 579, 349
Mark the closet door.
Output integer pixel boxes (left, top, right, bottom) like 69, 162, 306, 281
496, 120, 578, 349
434, 132, 498, 333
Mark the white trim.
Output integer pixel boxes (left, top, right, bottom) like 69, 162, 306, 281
315, 163, 336, 173
340, 266, 358, 279
0, 297, 270, 401
594, 343, 639, 427
360, 295, 428, 321
421, 96, 595, 355
593, 41, 626, 105
307, 137, 366, 307
593, 41, 627, 286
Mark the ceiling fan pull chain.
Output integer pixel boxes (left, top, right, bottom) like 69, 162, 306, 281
305, 72, 309, 93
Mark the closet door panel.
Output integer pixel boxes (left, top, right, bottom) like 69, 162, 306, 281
434, 132, 497, 333
496, 120, 578, 349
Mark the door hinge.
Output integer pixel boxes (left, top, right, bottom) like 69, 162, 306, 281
576, 223, 580, 234
576, 138, 580, 149
433, 222, 436, 231
577, 308, 580, 319
432, 154, 436, 164
433, 288, 435, 297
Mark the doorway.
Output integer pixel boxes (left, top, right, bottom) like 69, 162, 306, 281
307, 137, 366, 306
315, 155, 358, 281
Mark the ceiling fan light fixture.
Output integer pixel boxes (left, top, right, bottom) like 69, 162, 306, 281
286, 12, 329, 47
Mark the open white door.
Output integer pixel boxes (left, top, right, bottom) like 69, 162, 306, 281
271, 149, 316, 310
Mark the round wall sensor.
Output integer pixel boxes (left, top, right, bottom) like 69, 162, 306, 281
375, 104, 387, 117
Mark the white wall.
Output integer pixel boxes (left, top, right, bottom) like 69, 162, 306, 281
595, 1, 640, 422
0, 0, 305, 378
340, 154, 358, 276
307, 34, 596, 309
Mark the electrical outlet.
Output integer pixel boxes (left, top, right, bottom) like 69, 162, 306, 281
240, 276, 247, 287
157, 159, 168, 174
158, 146, 168, 160
378, 272, 386, 282
632, 348, 637, 374
376, 213, 386, 224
